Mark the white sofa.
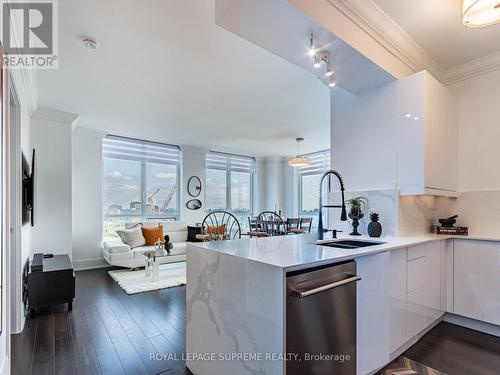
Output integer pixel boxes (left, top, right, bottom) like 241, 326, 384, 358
102, 221, 189, 268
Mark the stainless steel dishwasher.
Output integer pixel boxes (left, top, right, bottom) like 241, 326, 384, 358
286, 261, 360, 375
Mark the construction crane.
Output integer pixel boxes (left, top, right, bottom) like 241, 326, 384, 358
147, 177, 174, 214
160, 184, 177, 212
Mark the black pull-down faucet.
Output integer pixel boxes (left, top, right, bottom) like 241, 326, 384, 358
318, 170, 347, 240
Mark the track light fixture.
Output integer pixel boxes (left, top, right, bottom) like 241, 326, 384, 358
326, 66, 334, 77
313, 55, 322, 68
307, 33, 337, 88
307, 33, 317, 56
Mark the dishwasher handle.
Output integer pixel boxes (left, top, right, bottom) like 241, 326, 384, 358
295, 273, 361, 299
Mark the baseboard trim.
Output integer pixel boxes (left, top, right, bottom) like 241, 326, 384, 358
73, 257, 110, 271
443, 313, 500, 337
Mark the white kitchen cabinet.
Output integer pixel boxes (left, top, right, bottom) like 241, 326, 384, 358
424, 241, 443, 323
397, 71, 458, 196
406, 241, 444, 338
454, 240, 500, 326
357, 252, 390, 375
390, 248, 407, 352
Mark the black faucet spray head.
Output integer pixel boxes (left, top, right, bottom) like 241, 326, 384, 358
340, 205, 347, 221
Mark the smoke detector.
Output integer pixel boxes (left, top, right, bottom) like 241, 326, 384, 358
83, 38, 99, 50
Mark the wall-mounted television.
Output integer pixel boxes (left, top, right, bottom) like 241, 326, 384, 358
22, 149, 35, 226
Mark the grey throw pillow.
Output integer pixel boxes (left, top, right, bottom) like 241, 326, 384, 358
116, 226, 146, 249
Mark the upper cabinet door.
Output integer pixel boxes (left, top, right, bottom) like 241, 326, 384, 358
397, 71, 458, 197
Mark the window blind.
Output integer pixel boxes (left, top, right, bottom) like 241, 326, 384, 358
206, 151, 256, 173
297, 150, 331, 175
103, 135, 181, 165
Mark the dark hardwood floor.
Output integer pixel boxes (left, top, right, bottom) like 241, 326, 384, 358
401, 322, 500, 375
12, 267, 500, 375
12, 267, 191, 375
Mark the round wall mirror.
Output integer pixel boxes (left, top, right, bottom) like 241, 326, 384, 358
187, 176, 202, 197
186, 199, 202, 210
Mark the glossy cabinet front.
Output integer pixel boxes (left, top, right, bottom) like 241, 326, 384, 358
454, 240, 500, 326
390, 241, 445, 354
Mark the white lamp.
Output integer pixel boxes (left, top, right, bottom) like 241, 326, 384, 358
463, 0, 500, 28
288, 138, 311, 167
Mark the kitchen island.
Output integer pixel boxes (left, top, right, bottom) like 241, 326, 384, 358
186, 233, 500, 375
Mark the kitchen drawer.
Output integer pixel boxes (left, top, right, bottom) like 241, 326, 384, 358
407, 257, 426, 292
407, 244, 426, 261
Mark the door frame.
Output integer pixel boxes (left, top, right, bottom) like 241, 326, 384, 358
7, 74, 22, 335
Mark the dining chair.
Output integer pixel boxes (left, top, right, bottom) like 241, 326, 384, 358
286, 218, 301, 234
201, 211, 241, 239
258, 211, 286, 236
300, 218, 313, 233
248, 216, 261, 232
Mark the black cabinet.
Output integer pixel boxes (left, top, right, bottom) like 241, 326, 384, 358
26, 255, 75, 317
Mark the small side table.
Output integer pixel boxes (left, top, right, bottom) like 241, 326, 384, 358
26, 254, 75, 318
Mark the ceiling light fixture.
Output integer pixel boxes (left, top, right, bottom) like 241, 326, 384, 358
307, 33, 317, 56
288, 138, 311, 167
313, 55, 322, 68
83, 37, 99, 49
306, 35, 337, 88
463, 0, 500, 28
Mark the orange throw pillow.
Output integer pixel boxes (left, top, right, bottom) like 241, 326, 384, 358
207, 224, 226, 235
141, 225, 164, 246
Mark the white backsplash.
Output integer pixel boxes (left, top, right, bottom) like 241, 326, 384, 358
330, 189, 398, 237
331, 188, 500, 237
398, 195, 454, 235
442, 190, 500, 236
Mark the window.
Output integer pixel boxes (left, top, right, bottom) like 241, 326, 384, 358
297, 150, 331, 228
103, 135, 181, 240
205, 152, 255, 227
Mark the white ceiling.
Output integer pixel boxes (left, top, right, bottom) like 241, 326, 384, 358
373, 0, 500, 69
216, 0, 395, 95
36, 0, 332, 157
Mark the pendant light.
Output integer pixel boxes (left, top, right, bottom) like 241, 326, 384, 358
463, 0, 500, 28
288, 138, 311, 167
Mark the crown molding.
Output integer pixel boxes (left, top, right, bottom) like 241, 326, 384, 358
327, 0, 444, 79
32, 107, 79, 124
72, 126, 108, 138
442, 51, 500, 86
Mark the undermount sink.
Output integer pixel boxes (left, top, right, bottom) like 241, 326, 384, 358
318, 239, 386, 249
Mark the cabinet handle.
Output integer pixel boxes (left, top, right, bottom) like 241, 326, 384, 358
295, 273, 361, 299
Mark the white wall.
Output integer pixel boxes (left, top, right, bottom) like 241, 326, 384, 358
448, 69, 500, 191
330, 82, 402, 235
255, 157, 267, 214
440, 69, 500, 236
331, 83, 398, 191
72, 127, 107, 270
181, 145, 208, 226
31, 110, 76, 256
10, 70, 34, 337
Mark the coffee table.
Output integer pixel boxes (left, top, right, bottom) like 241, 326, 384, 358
138, 249, 172, 281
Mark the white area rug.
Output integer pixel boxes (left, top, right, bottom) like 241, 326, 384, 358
108, 262, 186, 295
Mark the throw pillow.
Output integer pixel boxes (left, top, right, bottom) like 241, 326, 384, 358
141, 225, 164, 246
207, 224, 226, 235
187, 226, 202, 242
116, 226, 146, 249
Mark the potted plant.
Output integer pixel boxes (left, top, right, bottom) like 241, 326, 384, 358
346, 197, 368, 236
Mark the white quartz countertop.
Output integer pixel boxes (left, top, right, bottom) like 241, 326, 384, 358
189, 233, 500, 272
